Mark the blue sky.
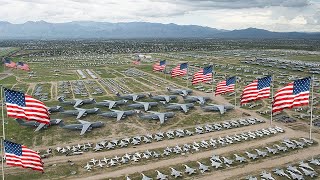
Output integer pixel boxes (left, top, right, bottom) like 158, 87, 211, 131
0, 0, 319, 32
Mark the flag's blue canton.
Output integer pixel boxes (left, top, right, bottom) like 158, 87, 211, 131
180, 63, 188, 70
203, 65, 213, 75
226, 76, 236, 86
257, 76, 272, 90
17, 62, 24, 66
293, 77, 311, 95
5, 58, 11, 63
4, 88, 26, 107
4, 140, 22, 156
160, 60, 166, 66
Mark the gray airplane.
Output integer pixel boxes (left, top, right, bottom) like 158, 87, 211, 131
16, 118, 62, 131
148, 93, 177, 103
58, 97, 96, 107
183, 96, 210, 105
47, 106, 64, 113
201, 104, 234, 114
170, 167, 182, 178
60, 108, 100, 119
59, 120, 104, 135
98, 109, 136, 121
116, 92, 145, 101
165, 103, 194, 113
166, 87, 192, 96
95, 99, 128, 109
127, 101, 158, 111
138, 111, 175, 124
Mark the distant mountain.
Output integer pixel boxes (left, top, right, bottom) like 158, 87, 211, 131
0, 21, 319, 39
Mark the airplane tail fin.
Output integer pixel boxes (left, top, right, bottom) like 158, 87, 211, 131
58, 120, 65, 127
147, 93, 152, 97
166, 87, 171, 91
15, 119, 25, 125
57, 96, 65, 102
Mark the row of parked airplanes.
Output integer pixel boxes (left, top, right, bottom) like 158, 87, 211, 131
17, 87, 234, 135
82, 126, 285, 172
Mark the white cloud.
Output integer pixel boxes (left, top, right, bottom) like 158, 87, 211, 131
0, 0, 319, 32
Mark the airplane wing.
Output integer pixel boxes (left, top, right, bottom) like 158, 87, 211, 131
198, 97, 205, 104
35, 123, 46, 132
181, 90, 187, 96
132, 95, 138, 101
181, 104, 188, 113
77, 109, 86, 119
216, 105, 225, 115
157, 113, 165, 124
108, 101, 116, 109
164, 96, 170, 103
74, 100, 83, 107
116, 111, 125, 121
80, 123, 91, 135
143, 103, 150, 111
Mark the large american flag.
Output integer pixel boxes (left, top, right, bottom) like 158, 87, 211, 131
16, 62, 30, 71
215, 76, 236, 96
171, 63, 188, 77
272, 77, 311, 113
4, 58, 16, 68
240, 76, 272, 105
4, 140, 43, 172
153, 60, 166, 71
192, 65, 213, 84
4, 88, 50, 124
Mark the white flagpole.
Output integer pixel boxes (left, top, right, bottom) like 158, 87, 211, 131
1, 85, 5, 180
211, 65, 214, 97
270, 75, 274, 126
309, 75, 314, 140
234, 77, 237, 107
186, 62, 189, 88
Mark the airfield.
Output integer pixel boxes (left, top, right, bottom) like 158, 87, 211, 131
0, 40, 320, 180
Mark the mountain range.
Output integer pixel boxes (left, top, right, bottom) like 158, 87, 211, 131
0, 21, 319, 39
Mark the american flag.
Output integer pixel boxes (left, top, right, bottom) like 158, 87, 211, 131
240, 76, 272, 105
16, 62, 30, 71
4, 140, 43, 172
272, 77, 311, 113
132, 59, 141, 65
192, 65, 213, 84
153, 60, 166, 71
4, 58, 16, 68
4, 88, 50, 124
171, 63, 188, 77
215, 76, 236, 96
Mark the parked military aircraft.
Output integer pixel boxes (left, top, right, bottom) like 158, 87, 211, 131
59, 120, 104, 135
184, 96, 210, 105
58, 97, 96, 107
165, 103, 194, 113
16, 118, 62, 131
95, 99, 128, 109
116, 92, 145, 101
47, 106, 64, 113
137, 111, 174, 124
201, 104, 234, 114
167, 87, 192, 96
128, 101, 158, 111
60, 108, 100, 119
148, 93, 177, 103
98, 109, 136, 121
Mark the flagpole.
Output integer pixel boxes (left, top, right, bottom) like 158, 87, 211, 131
1, 85, 5, 180
270, 75, 274, 126
234, 77, 237, 107
309, 75, 314, 140
186, 62, 189, 88
211, 65, 214, 97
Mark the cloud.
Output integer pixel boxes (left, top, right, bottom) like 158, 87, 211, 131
0, 0, 318, 32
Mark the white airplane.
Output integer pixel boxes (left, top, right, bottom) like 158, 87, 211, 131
156, 170, 168, 180
260, 171, 275, 180
273, 168, 291, 179
170, 167, 182, 178
184, 164, 196, 175
197, 161, 209, 173
141, 173, 153, 180
84, 163, 93, 171
89, 158, 97, 165
234, 154, 246, 163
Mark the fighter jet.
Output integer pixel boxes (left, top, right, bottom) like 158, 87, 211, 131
299, 161, 314, 171
201, 104, 234, 114
15, 118, 62, 131
197, 161, 210, 173
165, 103, 194, 113
299, 167, 317, 177
47, 106, 64, 113
141, 173, 153, 180
273, 168, 291, 179
184, 164, 196, 175
245, 151, 258, 160
60, 107, 100, 119
167, 87, 192, 96
58, 97, 96, 107
286, 170, 304, 180
234, 154, 246, 163
148, 93, 177, 103
95, 99, 128, 109
116, 92, 145, 101
170, 167, 182, 178
137, 111, 175, 124
84, 163, 93, 171
255, 149, 268, 157
128, 101, 158, 111
156, 170, 168, 180
99, 109, 136, 121
260, 171, 275, 180
59, 120, 104, 135
183, 96, 210, 105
